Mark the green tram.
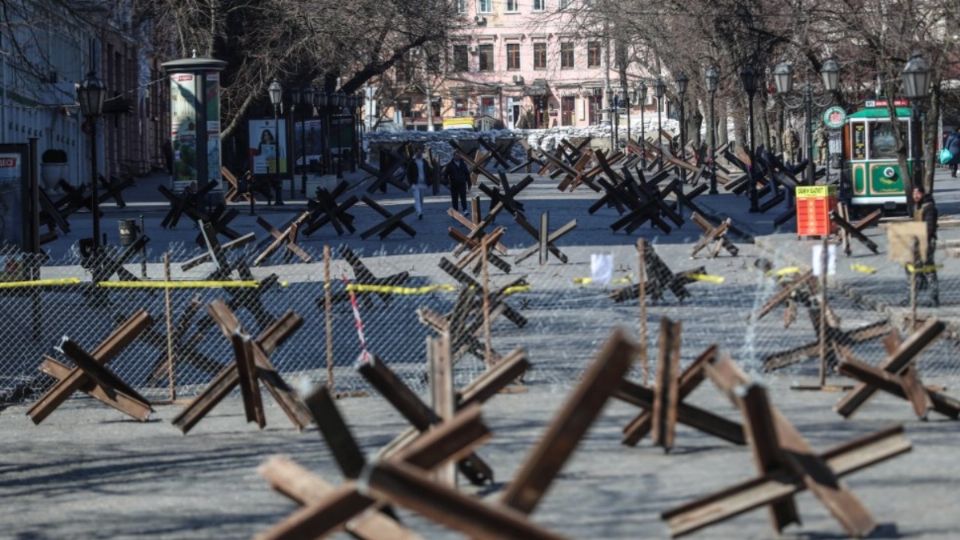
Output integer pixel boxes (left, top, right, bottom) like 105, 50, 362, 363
842, 100, 917, 210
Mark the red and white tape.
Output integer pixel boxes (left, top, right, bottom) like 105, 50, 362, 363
342, 274, 372, 365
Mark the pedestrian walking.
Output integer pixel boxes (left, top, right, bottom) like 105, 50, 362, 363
406, 148, 432, 219
445, 153, 470, 213
945, 128, 960, 178
903, 186, 939, 307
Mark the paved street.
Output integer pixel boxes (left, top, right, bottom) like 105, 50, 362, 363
1, 377, 957, 539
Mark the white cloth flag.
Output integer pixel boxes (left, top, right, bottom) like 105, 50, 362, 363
591, 254, 614, 286
812, 244, 837, 276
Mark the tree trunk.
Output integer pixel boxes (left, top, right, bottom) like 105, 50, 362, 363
732, 97, 746, 152
718, 98, 728, 146
924, 82, 940, 193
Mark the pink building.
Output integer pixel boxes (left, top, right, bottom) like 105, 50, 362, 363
385, 0, 652, 130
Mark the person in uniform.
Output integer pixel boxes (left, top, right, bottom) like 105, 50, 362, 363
783, 126, 800, 164
814, 124, 829, 166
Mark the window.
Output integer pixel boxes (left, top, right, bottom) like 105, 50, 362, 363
478, 0, 492, 13
561, 96, 575, 126
533, 0, 545, 10
478, 44, 494, 71
533, 43, 547, 70
587, 41, 601, 67
506, 43, 520, 70
869, 122, 903, 159
454, 0, 466, 13
453, 45, 469, 72
560, 0, 572, 8
506, 0, 518, 11
560, 42, 574, 69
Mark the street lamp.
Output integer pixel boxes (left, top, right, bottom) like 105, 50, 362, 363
740, 64, 759, 212
705, 66, 719, 193
622, 87, 631, 145
77, 70, 106, 250
634, 80, 647, 168
773, 60, 839, 186
654, 77, 665, 168
606, 88, 616, 149
902, 51, 930, 206
299, 86, 314, 196
267, 79, 283, 207
773, 62, 792, 157
676, 72, 689, 182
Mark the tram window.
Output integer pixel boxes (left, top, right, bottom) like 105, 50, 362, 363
869, 122, 899, 159
852, 123, 866, 159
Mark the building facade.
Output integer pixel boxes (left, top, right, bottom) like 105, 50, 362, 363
0, 0, 166, 192
382, 0, 653, 131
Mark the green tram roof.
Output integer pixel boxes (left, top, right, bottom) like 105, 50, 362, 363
847, 107, 912, 119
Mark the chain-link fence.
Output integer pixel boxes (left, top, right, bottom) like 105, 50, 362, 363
2, 224, 959, 409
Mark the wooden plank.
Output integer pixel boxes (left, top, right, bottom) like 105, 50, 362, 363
621, 345, 716, 446
305, 386, 366, 479
501, 329, 637, 514
705, 357, 878, 538
231, 332, 265, 428
662, 425, 911, 537
59, 340, 151, 408
835, 318, 943, 417
358, 356, 493, 485
364, 461, 565, 540
428, 334, 456, 486
258, 406, 492, 540
616, 379, 745, 445
259, 456, 420, 540
457, 348, 530, 408
651, 318, 682, 451
39, 357, 151, 421
739, 384, 801, 532
27, 310, 153, 424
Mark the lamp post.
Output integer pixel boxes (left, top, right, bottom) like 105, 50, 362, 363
740, 65, 758, 212
773, 59, 840, 186
622, 86, 631, 144
676, 72, 688, 183
773, 62, 789, 158
902, 51, 930, 209
314, 90, 329, 175
77, 70, 106, 250
333, 92, 345, 177
634, 80, 647, 168
267, 79, 283, 208
300, 86, 313, 196
654, 77, 665, 168
705, 66, 719, 194
606, 88, 616, 149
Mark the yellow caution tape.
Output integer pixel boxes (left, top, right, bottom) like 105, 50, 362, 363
346, 283, 456, 295
98, 280, 265, 289
851, 263, 877, 275
689, 273, 725, 284
574, 276, 633, 285
769, 266, 802, 277
906, 264, 942, 274
502, 285, 531, 295
0, 277, 82, 289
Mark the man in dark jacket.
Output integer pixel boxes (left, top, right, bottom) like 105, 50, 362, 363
904, 186, 938, 306
405, 148, 432, 219
445, 154, 471, 213
946, 128, 960, 177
